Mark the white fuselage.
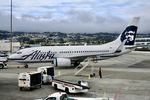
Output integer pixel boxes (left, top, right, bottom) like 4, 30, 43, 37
9, 41, 120, 63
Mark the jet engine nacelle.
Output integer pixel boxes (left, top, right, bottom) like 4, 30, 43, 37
54, 58, 72, 67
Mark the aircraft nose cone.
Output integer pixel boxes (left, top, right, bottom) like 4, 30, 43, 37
8, 54, 19, 60
8, 54, 14, 60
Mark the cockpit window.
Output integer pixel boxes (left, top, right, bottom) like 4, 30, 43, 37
16, 52, 22, 54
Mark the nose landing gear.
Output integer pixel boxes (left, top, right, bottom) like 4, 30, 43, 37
24, 64, 28, 68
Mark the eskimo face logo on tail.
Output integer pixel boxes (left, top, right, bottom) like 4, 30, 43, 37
121, 25, 137, 45
125, 30, 135, 43
22, 50, 55, 61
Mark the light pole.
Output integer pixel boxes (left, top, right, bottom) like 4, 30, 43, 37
10, 0, 13, 53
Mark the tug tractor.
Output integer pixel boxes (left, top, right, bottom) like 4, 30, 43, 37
0, 62, 7, 69
0, 53, 8, 69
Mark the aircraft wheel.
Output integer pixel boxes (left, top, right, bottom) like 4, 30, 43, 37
74, 61, 80, 67
0, 64, 4, 69
54, 84, 57, 89
24, 64, 28, 68
65, 88, 69, 94
19, 87, 23, 91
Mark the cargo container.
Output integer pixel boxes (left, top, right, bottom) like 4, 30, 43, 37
18, 71, 42, 90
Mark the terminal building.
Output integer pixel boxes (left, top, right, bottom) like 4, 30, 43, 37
0, 40, 21, 53
135, 38, 150, 49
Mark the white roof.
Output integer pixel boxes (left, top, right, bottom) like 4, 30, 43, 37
23, 71, 41, 74
48, 92, 66, 97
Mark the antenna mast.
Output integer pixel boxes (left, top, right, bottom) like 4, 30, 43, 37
10, 0, 13, 53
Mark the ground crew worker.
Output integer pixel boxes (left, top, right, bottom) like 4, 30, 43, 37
43, 70, 46, 74
99, 67, 102, 78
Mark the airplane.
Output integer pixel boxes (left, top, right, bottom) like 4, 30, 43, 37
8, 17, 140, 68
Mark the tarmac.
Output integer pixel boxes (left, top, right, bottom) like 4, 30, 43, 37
0, 51, 150, 100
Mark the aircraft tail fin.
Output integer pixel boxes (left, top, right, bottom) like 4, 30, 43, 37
116, 17, 140, 45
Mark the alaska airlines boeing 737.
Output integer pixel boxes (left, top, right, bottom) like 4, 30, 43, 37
8, 17, 140, 67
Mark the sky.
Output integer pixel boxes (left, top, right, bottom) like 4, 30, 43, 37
0, 0, 150, 33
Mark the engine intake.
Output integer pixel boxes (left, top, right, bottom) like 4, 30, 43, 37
54, 58, 72, 67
